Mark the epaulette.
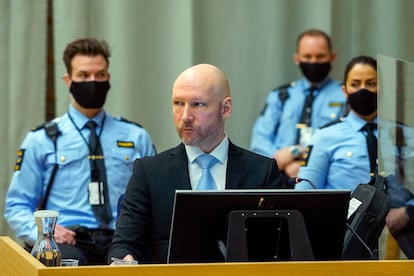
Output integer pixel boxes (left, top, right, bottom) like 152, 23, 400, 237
271, 82, 294, 103
319, 117, 345, 129
30, 120, 60, 147
31, 118, 60, 132
31, 122, 47, 132
114, 116, 143, 128
271, 82, 294, 92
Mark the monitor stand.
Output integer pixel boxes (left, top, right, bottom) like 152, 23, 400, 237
221, 210, 314, 261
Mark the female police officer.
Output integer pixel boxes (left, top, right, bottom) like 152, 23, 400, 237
295, 55, 377, 190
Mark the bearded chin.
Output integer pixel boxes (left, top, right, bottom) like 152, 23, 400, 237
181, 135, 198, 146
178, 130, 196, 145
180, 136, 191, 145
178, 123, 219, 147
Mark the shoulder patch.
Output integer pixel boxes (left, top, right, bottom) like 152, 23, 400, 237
14, 149, 25, 171
114, 116, 143, 128
319, 117, 345, 129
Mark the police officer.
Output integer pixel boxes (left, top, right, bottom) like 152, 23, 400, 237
250, 29, 345, 179
4, 38, 156, 265
296, 55, 377, 190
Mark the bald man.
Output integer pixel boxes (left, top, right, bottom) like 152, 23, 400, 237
108, 64, 287, 264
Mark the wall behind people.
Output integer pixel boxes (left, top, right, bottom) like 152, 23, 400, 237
0, 0, 48, 240
1, 0, 413, 239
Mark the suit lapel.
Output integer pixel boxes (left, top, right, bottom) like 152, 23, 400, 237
168, 141, 246, 190
226, 141, 244, 189
168, 144, 192, 190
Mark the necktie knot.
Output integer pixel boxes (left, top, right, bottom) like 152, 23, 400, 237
363, 122, 377, 133
309, 86, 317, 97
195, 154, 218, 169
85, 120, 97, 131
195, 154, 218, 190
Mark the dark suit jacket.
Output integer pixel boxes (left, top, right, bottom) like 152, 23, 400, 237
108, 141, 287, 263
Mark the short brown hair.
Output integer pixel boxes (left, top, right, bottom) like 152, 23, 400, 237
296, 29, 332, 52
62, 38, 111, 75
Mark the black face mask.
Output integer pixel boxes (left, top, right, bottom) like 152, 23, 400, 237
347, 88, 377, 116
70, 81, 110, 109
299, 62, 331, 83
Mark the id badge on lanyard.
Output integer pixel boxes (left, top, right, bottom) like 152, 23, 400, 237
297, 124, 314, 146
88, 181, 105, 205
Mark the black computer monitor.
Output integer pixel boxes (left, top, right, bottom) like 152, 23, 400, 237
167, 189, 350, 263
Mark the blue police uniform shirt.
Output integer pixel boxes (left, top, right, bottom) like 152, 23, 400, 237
5, 105, 156, 245
296, 111, 377, 190
250, 77, 345, 157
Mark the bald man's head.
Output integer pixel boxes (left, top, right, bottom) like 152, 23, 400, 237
172, 64, 232, 153
173, 64, 230, 100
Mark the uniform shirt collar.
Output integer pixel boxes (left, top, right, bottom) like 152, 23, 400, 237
68, 104, 106, 129
347, 110, 378, 132
301, 76, 332, 92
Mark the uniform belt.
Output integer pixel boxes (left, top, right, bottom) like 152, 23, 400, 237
86, 228, 114, 237
66, 225, 114, 243
24, 226, 114, 250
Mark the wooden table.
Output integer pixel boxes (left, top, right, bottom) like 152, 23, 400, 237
1, 236, 413, 275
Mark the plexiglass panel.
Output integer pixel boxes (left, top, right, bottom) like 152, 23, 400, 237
378, 55, 414, 258
378, 55, 414, 193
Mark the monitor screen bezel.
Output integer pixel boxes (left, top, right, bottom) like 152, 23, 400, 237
167, 189, 350, 263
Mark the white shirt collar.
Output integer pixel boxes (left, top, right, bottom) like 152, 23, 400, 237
185, 134, 229, 164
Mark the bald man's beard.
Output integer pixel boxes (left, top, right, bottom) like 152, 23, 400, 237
177, 106, 224, 147
178, 122, 221, 147
178, 124, 217, 146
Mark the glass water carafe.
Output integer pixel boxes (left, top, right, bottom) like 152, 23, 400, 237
31, 210, 62, 266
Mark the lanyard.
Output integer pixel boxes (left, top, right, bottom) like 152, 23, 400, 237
67, 112, 106, 152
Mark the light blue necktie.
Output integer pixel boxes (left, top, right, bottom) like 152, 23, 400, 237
195, 154, 218, 190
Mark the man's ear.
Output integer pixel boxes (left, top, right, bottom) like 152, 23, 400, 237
63, 74, 71, 88
293, 52, 300, 65
222, 97, 232, 119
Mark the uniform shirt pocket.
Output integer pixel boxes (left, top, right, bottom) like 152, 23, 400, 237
104, 146, 138, 173
332, 144, 368, 171
52, 148, 87, 189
